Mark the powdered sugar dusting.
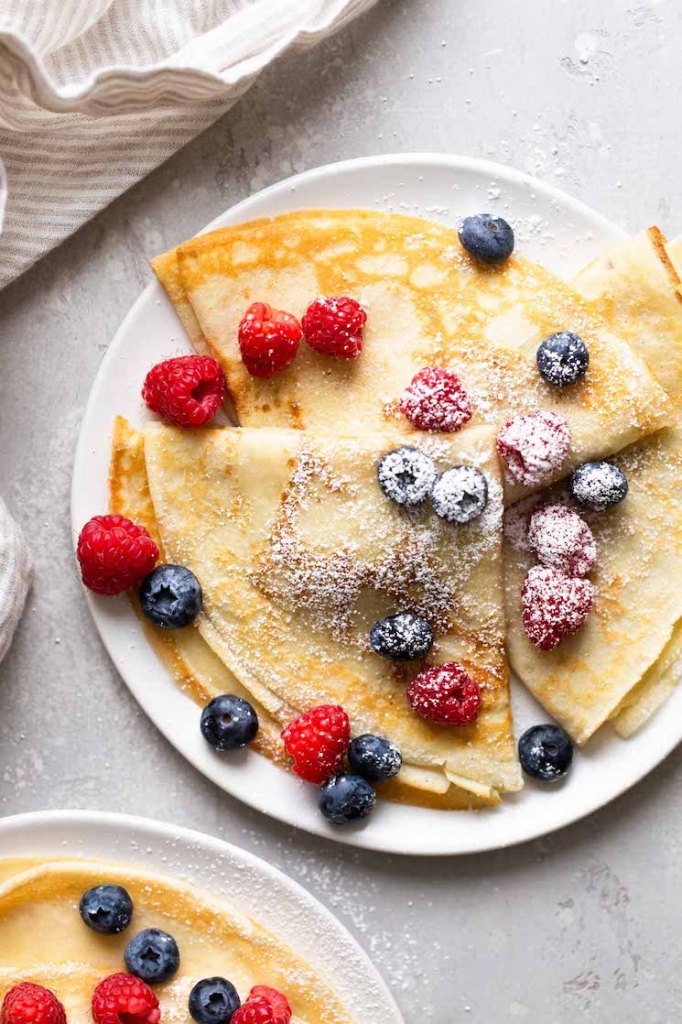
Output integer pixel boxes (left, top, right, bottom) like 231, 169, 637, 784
528, 503, 597, 577
497, 410, 571, 486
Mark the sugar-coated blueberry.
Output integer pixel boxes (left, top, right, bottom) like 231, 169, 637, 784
430, 466, 488, 524
370, 611, 434, 660
536, 331, 589, 387
569, 461, 628, 512
459, 214, 514, 264
79, 884, 133, 935
348, 734, 402, 782
188, 978, 241, 1024
201, 694, 259, 751
124, 928, 180, 983
139, 564, 202, 629
518, 724, 573, 781
377, 447, 438, 507
319, 774, 376, 825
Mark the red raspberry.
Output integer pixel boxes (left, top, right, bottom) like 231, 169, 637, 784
406, 663, 481, 725
238, 302, 302, 378
521, 566, 595, 651
142, 355, 225, 427
1, 984, 66, 1024
91, 973, 160, 1024
281, 705, 350, 784
399, 368, 473, 432
496, 411, 570, 487
302, 296, 366, 359
77, 514, 159, 595
528, 504, 597, 577
232, 988, 291, 1024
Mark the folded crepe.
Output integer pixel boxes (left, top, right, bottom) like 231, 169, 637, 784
152, 210, 673, 501
133, 420, 522, 804
504, 229, 682, 743
0, 859, 348, 1024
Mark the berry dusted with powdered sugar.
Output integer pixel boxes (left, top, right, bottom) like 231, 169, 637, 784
79, 883, 134, 935
1, 985, 66, 1024
91, 974, 160, 1024
238, 302, 302, 378
536, 332, 589, 388
201, 695, 259, 750
348, 734, 402, 782
528, 504, 597, 578
377, 447, 437, 507
458, 214, 515, 264
430, 466, 488, 525
518, 724, 574, 781
496, 411, 571, 487
319, 773, 376, 825
142, 355, 225, 426
521, 566, 595, 651
281, 705, 350, 784
124, 928, 180, 984
189, 978, 241, 1024
406, 662, 482, 726
399, 367, 473, 433
369, 611, 434, 660
231, 987, 291, 1024
569, 461, 629, 512
302, 296, 366, 359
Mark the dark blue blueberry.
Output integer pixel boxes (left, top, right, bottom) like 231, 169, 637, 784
348, 734, 402, 782
79, 883, 133, 935
377, 447, 437, 507
537, 331, 589, 387
188, 978, 241, 1024
139, 564, 202, 629
124, 928, 180, 984
518, 724, 573, 781
319, 774, 376, 825
569, 461, 628, 512
201, 694, 259, 750
370, 612, 434, 660
459, 213, 514, 264
431, 466, 488, 524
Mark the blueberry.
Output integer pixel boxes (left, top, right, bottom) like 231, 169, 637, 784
459, 214, 514, 264
139, 564, 202, 629
431, 466, 488, 524
79, 883, 133, 935
189, 978, 241, 1024
518, 724, 573, 781
370, 612, 433, 660
569, 461, 628, 512
201, 694, 259, 750
319, 774, 376, 825
377, 447, 437, 507
124, 928, 180, 984
348, 735, 402, 782
537, 331, 589, 387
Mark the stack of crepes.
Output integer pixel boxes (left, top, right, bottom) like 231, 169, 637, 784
110, 209, 682, 809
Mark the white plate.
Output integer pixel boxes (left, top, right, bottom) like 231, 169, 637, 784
0, 809, 403, 1024
72, 153, 681, 855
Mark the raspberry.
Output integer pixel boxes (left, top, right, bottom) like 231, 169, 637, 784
528, 504, 597, 577
238, 302, 302, 378
142, 355, 225, 427
521, 566, 595, 651
77, 514, 159, 596
281, 705, 350, 784
399, 368, 473, 432
406, 663, 481, 725
231, 988, 291, 1024
496, 411, 570, 487
1, 984, 66, 1024
91, 974, 160, 1024
302, 296, 366, 359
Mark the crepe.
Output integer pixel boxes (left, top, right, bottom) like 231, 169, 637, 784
0, 858, 351, 1024
152, 210, 673, 501
504, 230, 682, 743
140, 421, 522, 803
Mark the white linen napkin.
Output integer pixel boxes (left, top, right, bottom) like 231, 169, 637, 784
0, 0, 379, 290
0, 498, 32, 663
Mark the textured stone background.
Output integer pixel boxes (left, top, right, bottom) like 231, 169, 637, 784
1, 1, 681, 1020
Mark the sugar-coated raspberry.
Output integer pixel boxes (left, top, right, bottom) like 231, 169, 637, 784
528, 504, 597, 577
521, 566, 595, 651
77, 514, 159, 596
406, 663, 481, 725
238, 302, 301, 378
497, 410, 570, 487
281, 705, 350, 784
91, 973, 160, 1024
399, 368, 473, 432
302, 296, 366, 359
142, 355, 225, 426
1, 984, 66, 1024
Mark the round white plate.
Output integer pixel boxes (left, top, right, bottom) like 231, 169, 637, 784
72, 153, 680, 855
0, 809, 403, 1023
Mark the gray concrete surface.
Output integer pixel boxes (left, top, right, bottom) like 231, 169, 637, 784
1, 1, 681, 1020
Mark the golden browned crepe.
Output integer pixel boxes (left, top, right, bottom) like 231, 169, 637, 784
0, 859, 352, 1024
153, 210, 673, 501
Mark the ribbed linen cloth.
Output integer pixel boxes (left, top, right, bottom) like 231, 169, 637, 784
0, 498, 32, 663
0, 0, 379, 291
